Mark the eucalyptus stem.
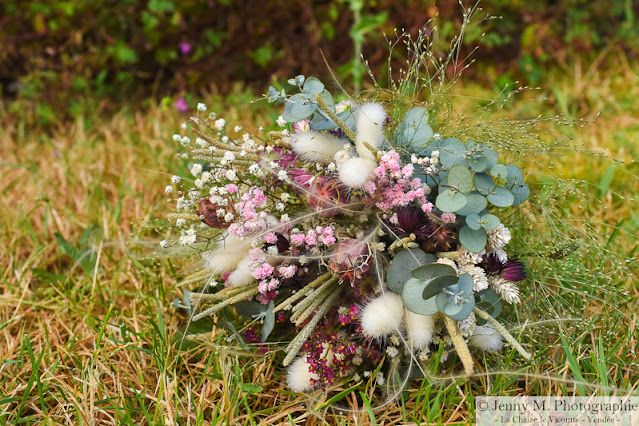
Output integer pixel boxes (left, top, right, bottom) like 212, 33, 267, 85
314, 94, 358, 142
443, 316, 475, 376
273, 272, 333, 313
283, 290, 341, 367
473, 307, 532, 360
191, 285, 259, 321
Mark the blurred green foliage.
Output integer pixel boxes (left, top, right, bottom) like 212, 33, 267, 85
0, 0, 637, 124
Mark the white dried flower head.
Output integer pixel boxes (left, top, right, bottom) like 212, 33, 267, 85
456, 247, 484, 266
159, 240, 168, 248
172, 134, 181, 142
433, 133, 441, 140
386, 346, 399, 358
221, 135, 229, 143
214, 118, 226, 131
275, 202, 285, 211
326, 162, 337, 172
360, 292, 404, 339
201, 171, 212, 182
224, 212, 234, 222
171, 175, 181, 184
196, 137, 207, 148
277, 170, 288, 181
338, 157, 377, 188
469, 324, 503, 352
457, 311, 476, 337
223, 151, 235, 162
180, 153, 188, 159
276, 115, 287, 127
165, 185, 173, 194
489, 276, 521, 304
190, 163, 203, 177
333, 150, 351, 165
202, 234, 251, 274
180, 122, 188, 130
180, 136, 191, 146
492, 247, 509, 263
355, 102, 387, 159
197, 102, 207, 112
234, 126, 242, 132
226, 256, 255, 287
458, 264, 489, 291
280, 193, 291, 203
225, 170, 238, 181
194, 178, 204, 188
376, 372, 385, 386
280, 213, 290, 223
486, 224, 511, 251
286, 356, 318, 393
178, 229, 197, 245
404, 310, 435, 350
176, 218, 186, 227
289, 131, 345, 162
436, 257, 458, 272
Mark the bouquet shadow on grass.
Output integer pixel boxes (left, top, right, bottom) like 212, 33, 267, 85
144, 3, 637, 420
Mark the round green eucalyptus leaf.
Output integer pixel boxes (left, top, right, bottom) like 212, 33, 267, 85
474, 173, 495, 195
490, 164, 508, 180
459, 225, 488, 253
487, 187, 514, 207
422, 274, 459, 300
302, 77, 325, 95
466, 153, 488, 172
509, 182, 530, 206
506, 164, 524, 185
234, 301, 268, 318
403, 278, 439, 315
479, 145, 499, 170
318, 89, 335, 111
448, 164, 473, 193
436, 291, 475, 320
440, 139, 467, 169
480, 213, 500, 229
260, 300, 275, 342
436, 189, 468, 213
456, 273, 474, 294
291, 97, 317, 120
387, 248, 433, 293
411, 263, 456, 281
465, 213, 482, 230
475, 289, 503, 324
455, 193, 487, 216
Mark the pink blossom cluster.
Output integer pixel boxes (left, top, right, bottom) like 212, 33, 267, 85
290, 226, 337, 249
368, 150, 433, 213
228, 187, 269, 237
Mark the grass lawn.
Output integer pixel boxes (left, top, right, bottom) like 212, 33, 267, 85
1, 54, 637, 424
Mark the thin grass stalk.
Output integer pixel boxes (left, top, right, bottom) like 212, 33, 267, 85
474, 307, 532, 360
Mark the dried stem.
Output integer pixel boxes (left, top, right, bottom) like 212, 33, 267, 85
191, 285, 259, 321
474, 307, 532, 360
273, 272, 333, 313
443, 315, 475, 376
314, 94, 357, 142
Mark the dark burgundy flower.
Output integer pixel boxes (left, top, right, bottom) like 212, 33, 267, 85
394, 206, 432, 240
420, 222, 458, 253
197, 197, 234, 228
482, 254, 527, 281
270, 146, 298, 168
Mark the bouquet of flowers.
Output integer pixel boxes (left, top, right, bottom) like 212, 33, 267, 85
159, 24, 596, 395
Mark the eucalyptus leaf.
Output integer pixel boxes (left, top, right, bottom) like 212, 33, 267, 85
480, 213, 500, 230
465, 213, 482, 231
302, 77, 324, 95
490, 164, 508, 180
448, 164, 473, 193
318, 89, 335, 111
509, 182, 530, 206
439, 139, 467, 169
260, 300, 275, 342
387, 248, 434, 293
474, 173, 495, 195
466, 153, 488, 172
291, 96, 317, 120
436, 292, 475, 320
234, 301, 268, 318
422, 274, 459, 300
411, 263, 456, 281
487, 187, 514, 207
403, 278, 439, 315
506, 164, 524, 185
459, 225, 487, 253
478, 145, 499, 170
475, 289, 503, 324
397, 107, 434, 148
435, 189, 467, 213
455, 193, 487, 216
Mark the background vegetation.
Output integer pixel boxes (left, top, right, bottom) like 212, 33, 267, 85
0, 1, 637, 424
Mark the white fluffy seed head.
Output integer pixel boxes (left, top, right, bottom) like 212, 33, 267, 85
289, 131, 345, 162
286, 356, 318, 393
404, 310, 435, 350
360, 292, 404, 339
202, 234, 250, 274
338, 157, 377, 188
226, 255, 255, 287
469, 324, 503, 352
355, 102, 387, 159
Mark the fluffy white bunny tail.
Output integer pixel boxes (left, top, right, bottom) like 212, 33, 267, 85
404, 310, 435, 350
355, 102, 387, 159
289, 131, 346, 162
226, 255, 255, 287
338, 157, 377, 189
286, 356, 318, 393
360, 292, 404, 339
201, 234, 250, 275
468, 324, 504, 352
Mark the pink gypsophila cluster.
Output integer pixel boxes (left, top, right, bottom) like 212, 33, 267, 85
290, 226, 337, 249
228, 187, 269, 237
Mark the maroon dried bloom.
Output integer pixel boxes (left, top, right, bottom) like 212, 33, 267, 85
306, 176, 350, 217
329, 238, 371, 282
270, 146, 298, 169
393, 206, 432, 240
482, 254, 526, 281
421, 222, 458, 253
197, 197, 234, 228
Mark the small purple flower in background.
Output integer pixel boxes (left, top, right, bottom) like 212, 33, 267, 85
178, 42, 192, 55
174, 97, 188, 112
